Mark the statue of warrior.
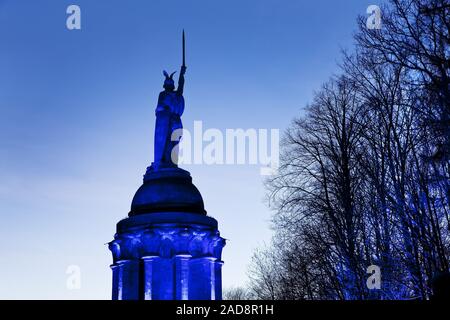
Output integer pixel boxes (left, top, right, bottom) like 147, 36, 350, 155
154, 65, 186, 167
153, 31, 187, 168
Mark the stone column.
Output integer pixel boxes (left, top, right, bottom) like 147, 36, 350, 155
111, 260, 140, 300
152, 257, 174, 300
141, 256, 159, 300
188, 257, 217, 300
174, 254, 191, 300
214, 260, 224, 300
206, 257, 217, 300
111, 264, 119, 300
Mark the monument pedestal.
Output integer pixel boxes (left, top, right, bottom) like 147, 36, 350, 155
109, 167, 226, 300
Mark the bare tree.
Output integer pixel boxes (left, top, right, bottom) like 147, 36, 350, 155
223, 287, 251, 300
249, 0, 449, 300
260, 76, 370, 299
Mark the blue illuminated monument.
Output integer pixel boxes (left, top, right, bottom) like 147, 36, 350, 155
108, 32, 226, 300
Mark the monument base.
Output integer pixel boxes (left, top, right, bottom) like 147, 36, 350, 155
109, 212, 225, 300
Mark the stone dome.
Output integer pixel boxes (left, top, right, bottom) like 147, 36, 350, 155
129, 166, 206, 216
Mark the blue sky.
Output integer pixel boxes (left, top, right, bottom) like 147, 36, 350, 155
0, 0, 374, 299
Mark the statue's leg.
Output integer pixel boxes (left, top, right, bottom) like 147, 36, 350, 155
154, 110, 171, 165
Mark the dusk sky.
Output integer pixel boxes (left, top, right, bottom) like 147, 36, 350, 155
0, 0, 374, 299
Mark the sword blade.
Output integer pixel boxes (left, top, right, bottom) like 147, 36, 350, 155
182, 30, 186, 67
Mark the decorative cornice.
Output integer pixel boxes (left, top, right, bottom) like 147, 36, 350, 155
109, 224, 225, 262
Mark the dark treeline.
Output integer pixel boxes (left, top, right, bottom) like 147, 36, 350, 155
246, 0, 449, 300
